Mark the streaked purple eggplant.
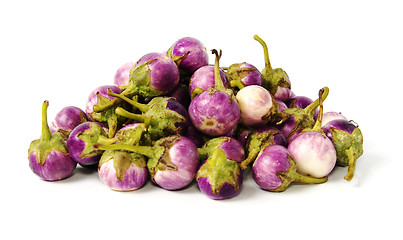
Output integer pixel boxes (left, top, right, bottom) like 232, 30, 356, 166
50, 106, 87, 137
240, 125, 287, 169
188, 65, 229, 99
67, 122, 111, 166
85, 85, 127, 138
113, 61, 135, 87
322, 119, 363, 181
196, 148, 243, 200
236, 85, 287, 127
226, 62, 263, 90
254, 34, 292, 102
198, 136, 245, 163
95, 135, 199, 191
109, 91, 188, 141
321, 111, 348, 127
167, 37, 209, 76
287, 88, 337, 178
252, 145, 327, 192
28, 101, 76, 181
188, 49, 240, 136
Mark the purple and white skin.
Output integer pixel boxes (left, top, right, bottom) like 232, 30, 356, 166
188, 49, 240, 137
67, 122, 110, 166
113, 61, 135, 87
198, 136, 245, 163
252, 145, 328, 192
50, 106, 88, 137
322, 119, 363, 181
86, 85, 126, 138
167, 37, 209, 75
94, 135, 200, 191
236, 85, 287, 127
240, 125, 288, 169
227, 62, 263, 90
28, 101, 76, 181
254, 35, 292, 102
189, 65, 229, 99
287, 88, 337, 178
321, 111, 348, 127
196, 148, 243, 200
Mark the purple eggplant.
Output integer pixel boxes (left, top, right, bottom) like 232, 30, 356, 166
28, 101, 76, 181
114, 61, 135, 87
50, 106, 88, 137
188, 49, 240, 136
322, 119, 363, 181
240, 125, 287, 169
252, 145, 327, 192
196, 148, 243, 200
189, 65, 229, 99
168, 83, 191, 109
167, 37, 209, 76
254, 34, 292, 102
236, 85, 287, 127
227, 62, 263, 90
67, 122, 111, 166
95, 135, 199, 191
198, 136, 245, 163
321, 111, 348, 127
108, 91, 188, 141
287, 88, 337, 178
85, 85, 127, 138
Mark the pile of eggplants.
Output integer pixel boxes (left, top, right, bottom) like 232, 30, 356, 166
28, 35, 364, 199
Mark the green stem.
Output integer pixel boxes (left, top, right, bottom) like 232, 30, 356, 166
191, 87, 204, 100
107, 89, 149, 113
93, 98, 121, 113
292, 171, 328, 184
230, 80, 245, 90
208, 148, 227, 168
254, 34, 273, 72
344, 147, 357, 181
211, 49, 226, 91
40, 100, 52, 142
240, 149, 259, 170
304, 86, 329, 118
95, 143, 155, 158
115, 107, 146, 122
98, 135, 120, 145
311, 87, 326, 132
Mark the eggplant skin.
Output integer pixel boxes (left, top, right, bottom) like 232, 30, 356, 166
29, 150, 76, 181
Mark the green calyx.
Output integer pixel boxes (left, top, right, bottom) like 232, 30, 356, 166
254, 34, 291, 94
240, 129, 281, 170
77, 122, 109, 159
114, 97, 187, 141
99, 150, 147, 181
28, 101, 69, 165
273, 155, 328, 192
196, 148, 241, 195
209, 49, 236, 101
227, 63, 257, 90
330, 126, 363, 181
198, 137, 232, 162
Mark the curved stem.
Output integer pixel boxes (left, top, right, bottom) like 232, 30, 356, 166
98, 135, 120, 145
311, 87, 326, 132
115, 107, 146, 122
93, 98, 121, 113
107, 89, 149, 113
94, 143, 155, 158
304, 86, 329, 118
230, 80, 245, 90
292, 171, 328, 184
344, 147, 357, 181
211, 49, 225, 91
40, 100, 52, 141
240, 149, 259, 170
191, 88, 204, 100
254, 34, 273, 72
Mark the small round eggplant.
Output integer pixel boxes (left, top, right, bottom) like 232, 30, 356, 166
322, 119, 363, 181
189, 65, 229, 99
321, 112, 348, 127
196, 148, 243, 200
113, 61, 135, 87
28, 101, 76, 181
198, 136, 245, 163
227, 62, 263, 90
167, 37, 209, 75
50, 106, 87, 137
252, 145, 328, 192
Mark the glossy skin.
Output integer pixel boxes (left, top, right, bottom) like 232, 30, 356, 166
218, 138, 245, 163
238, 63, 263, 86
67, 122, 106, 166
153, 137, 199, 190
288, 132, 336, 178
29, 150, 76, 181
321, 112, 348, 127
236, 85, 273, 126
189, 65, 228, 96
188, 91, 240, 136
169, 37, 209, 74
135, 52, 179, 93
50, 106, 87, 135
98, 160, 148, 191
197, 167, 243, 200
273, 86, 292, 102
252, 145, 290, 190
114, 61, 135, 86
322, 119, 356, 140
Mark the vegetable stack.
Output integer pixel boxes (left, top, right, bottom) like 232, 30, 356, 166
28, 35, 364, 199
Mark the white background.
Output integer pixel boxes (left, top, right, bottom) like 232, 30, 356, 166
1, 0, 402, 239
